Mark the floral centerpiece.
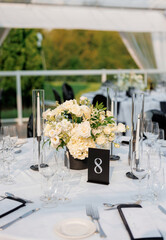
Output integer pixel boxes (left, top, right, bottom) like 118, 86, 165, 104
43, 97, 127, 161
115, 73, 146, 91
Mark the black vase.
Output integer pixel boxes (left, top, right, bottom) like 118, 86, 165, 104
66, 148, 88, 170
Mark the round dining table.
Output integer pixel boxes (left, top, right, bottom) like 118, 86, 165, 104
0, 138, 166, 240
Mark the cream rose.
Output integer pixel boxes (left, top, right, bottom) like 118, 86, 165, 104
43, 124, 52, 137
51, 136, 60, 148
49, 129, 57, 138
80, 105, 91, 119
77, 121, 91, 138
96, 133, 107, 146
117, 123, 126, 133
103, 126, 112, 135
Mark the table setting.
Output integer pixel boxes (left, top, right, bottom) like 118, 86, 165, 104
0, 92, 166, 240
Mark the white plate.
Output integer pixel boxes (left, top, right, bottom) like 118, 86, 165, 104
54, 218, 96, 239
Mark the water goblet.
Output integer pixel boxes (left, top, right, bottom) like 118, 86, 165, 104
157, 129, 165, 148
39, 144, 58, 208
3, 147, 15, 185
131, 150, 149, 201
148, 148, 161, 202
144, 121, 159, 147
3, 126, 10, 147
55, 148, 71, 203
8, 125, 18, 150
151, 122, 159, 145
144, 120, 153, 147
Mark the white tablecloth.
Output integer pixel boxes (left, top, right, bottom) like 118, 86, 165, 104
0, 138, 166, 240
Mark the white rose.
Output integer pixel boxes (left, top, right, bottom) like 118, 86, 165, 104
117, 123, 126, 133
78, 121, 91, 138
96, 133, 107, 146
51, 136, 60, 148
80, 105, 91, 119
106, 110, 113, 117
70, 104, 82, 117
80, 96, 87, 102
92, 127, 102, 136
42, 109, 51, 119
43, 124, 52, 137
49, 129, 57, 138
103, 126, 112, 135
55, 123, 62, 135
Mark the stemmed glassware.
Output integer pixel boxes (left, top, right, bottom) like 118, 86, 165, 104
8, 125, 18, 151
55, 148, 71, 203
157, 129, 165, 148
131, 150, 149, 201
2, 126, 15, 184
148, 148, 161, 201
38, 143, 58, 207
144, 120, 159, 147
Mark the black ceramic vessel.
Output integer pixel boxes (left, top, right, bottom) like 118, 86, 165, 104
66, 148, 88, 170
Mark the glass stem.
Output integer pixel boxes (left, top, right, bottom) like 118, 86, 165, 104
138, 178, 142, 200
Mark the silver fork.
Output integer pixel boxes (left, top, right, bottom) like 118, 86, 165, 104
92, 206, 107, 238
86, 205, 99, 233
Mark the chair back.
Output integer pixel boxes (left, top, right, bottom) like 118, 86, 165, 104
27, 113, 33, 138
52, 89, 61, 104
92, 94, 107, 108
62, 83, 74, 102
144, 109, 166, 139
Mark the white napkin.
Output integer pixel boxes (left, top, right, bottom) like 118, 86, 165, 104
0, 198, 23, 216
121, 208, 161, 239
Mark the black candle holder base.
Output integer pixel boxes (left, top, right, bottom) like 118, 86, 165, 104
126, 172, 138, 180
110, 155, 120, 161
30, 165, 39, 171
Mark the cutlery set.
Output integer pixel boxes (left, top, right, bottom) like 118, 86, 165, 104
0, 208, 40, 231
0, 192, 166, 233
103, 200, 142, 210
0, 192, 36, 231
86, 204, 107, 238
0, 192, 33, 204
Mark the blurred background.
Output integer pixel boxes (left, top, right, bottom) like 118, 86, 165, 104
0, 0, 166, 137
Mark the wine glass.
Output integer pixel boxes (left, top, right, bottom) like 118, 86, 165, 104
144, 120, 159, 147
3, 144, 15, 185
131, 150, 149, 201
39, 144, 58, 208
152, 122, 159, 145
157, 129, 165, 148
55, 148, 71, 203
8, 125, 18, 150
2, 126, 15, 184
148, 148, 161, 201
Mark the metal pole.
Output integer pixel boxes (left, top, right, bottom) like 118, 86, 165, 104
16, 72, 23, 125
144, 72, 148, 88
101, 69, 107, 83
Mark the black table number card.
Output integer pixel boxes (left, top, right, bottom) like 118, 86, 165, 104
87, 148, 110, 185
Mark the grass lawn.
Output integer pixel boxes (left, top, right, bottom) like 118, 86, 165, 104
2, 81, 101, 119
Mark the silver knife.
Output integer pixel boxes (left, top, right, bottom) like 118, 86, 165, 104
158, 205, 166, 215
5, 192, 33, 204
0, 208, 40, 231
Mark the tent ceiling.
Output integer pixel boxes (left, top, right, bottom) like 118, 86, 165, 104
0, 2, 166, 32
1, 0, 166, 10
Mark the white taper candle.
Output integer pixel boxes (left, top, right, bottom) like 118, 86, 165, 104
135, 114, 140, 160
37, 92, 41, 137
